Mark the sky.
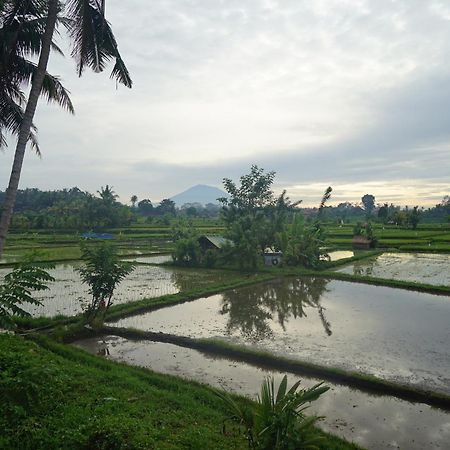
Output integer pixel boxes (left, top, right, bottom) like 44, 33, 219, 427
1, 0, 450, 207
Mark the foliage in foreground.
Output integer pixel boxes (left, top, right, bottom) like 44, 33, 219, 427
0, 335, 359, 450
217, 375, 330, 450
0, 263, 54, 329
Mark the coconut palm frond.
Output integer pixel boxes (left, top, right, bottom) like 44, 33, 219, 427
67, 0, 132, 87
0, 92, 41, 154
318, 186, 332, 215
110, 54, 132, 88
28, 127, 41, 156
67, 0, 109, 75
41, 71, 74, 113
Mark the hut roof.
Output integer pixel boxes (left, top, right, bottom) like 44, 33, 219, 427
199, 235, 232, 249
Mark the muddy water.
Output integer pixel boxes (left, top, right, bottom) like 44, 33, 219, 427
337, 252, 450, 286
112, 277, 450, 395
0, 263, 242, 317
73, 335, 450, 450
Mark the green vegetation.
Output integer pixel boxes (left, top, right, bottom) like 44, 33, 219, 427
76, 243, 135, 324
219, 166, 300, 269
1, 174, 449, 449
171, 219, 202, 266
0, 0, 132, 257
217, 166, 333, 270
99, 326, 450, 411
0, 334, 360, 450
0, 262, 54, 329
277, 190, 331, 268
217, 375, 330, 450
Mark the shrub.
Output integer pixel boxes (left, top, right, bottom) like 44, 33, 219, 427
76, 242, 134, 324
216, 375, 329, 450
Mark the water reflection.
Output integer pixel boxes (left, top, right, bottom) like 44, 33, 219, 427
337, 252, 450, 286
351, 261, 375, 277
169, 269, 255, 293
74, 336, 450, 450
220, 277, 332, 341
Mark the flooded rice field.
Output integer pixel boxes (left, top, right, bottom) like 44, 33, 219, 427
0, 263, 241, 317
324, 250, 355, 261
337, 252, 450, 286
74, 335, 450, 450
124, 254, 173, 264
112, 277, 450, 394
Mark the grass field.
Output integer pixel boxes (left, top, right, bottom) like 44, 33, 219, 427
5, 222, 450, 260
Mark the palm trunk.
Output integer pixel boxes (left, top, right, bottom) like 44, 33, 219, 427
0, 0, 58, 257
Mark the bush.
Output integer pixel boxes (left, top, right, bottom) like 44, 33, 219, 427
76, 242, 134, 324
277, 215, 328, 268
216, 375, 329, 450
172, 237, 202, 266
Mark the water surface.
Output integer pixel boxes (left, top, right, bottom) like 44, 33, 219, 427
0, 263, 242, 317
337, 252, 450, 286
74, 335, 450, 450
324, 250, 355, 261
124, 254, 173, 264
112, 277, 450, 394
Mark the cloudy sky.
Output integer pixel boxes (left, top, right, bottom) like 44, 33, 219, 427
1, 0, 450, 206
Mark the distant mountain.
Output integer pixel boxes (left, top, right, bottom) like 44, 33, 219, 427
170, 185, 228, 206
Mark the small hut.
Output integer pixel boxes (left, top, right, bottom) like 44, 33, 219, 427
198, 235, 231, 252
262, 249, 283, 267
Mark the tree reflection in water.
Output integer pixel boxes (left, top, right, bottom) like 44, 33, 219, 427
219, 277, 332, 342
170, 268, 243, 292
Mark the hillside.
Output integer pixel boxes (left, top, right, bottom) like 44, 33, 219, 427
170, 184, 228, 206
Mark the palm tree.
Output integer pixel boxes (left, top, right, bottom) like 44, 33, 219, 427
130, 195, 138, 208
0, 0, 74, 152
0, 0, 132, 256
97, 185, 118, 204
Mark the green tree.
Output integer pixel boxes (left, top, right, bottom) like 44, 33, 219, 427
130, 195, 138, 208
97, 185, 118, 205
0, 262, 54, 329
276, 187, 332, 268
219, 166, 300, 269
137, 199, 154, 216
0, 0, 73, 151
361, 194, 375, 217
171, 218, 201, 266
76, 242, 134, 324
0, 0, 132, 257
377, 203, 389, 223
407, 206, 421, 229
157, 198, 176, 216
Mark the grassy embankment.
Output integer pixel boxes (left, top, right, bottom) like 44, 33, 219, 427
0, 334, 361, 450
98, 326, 450, 411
